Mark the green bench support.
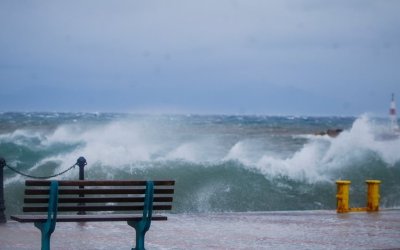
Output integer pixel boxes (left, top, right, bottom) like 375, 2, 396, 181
128, 181, 154, 250
34, 181, 59, 250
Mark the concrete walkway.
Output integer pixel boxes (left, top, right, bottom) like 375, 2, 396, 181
1, 210, 399, 250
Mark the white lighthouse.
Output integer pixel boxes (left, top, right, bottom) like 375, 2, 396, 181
389, 93, 399, 131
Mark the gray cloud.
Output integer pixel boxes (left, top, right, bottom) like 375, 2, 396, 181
1, 0, 399, 115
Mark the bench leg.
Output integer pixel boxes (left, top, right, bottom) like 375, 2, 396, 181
127, 220, 148, 250
34, 181, 59, 250
127, 181, 154, 250
34, 222, 53, 250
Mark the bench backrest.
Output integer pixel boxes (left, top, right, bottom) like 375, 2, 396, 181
23, 180, 175, 214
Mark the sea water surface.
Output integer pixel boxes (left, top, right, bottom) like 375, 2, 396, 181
1, 112, 400, 216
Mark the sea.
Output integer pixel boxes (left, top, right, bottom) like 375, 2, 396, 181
1, 112, 400, 217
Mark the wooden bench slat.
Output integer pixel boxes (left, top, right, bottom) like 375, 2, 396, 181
23, 205, 173, 212
26, 180, 175, 186
24, 196, 173, 204
11, 214, 168, 223
25, 188, 174, 195
25, 189, 145, 195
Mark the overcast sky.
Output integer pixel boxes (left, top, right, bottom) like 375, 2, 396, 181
1, 0, 399, 116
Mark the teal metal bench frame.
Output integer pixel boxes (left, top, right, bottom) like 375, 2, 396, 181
128, 181, 154, 250
34, 181, 59, 250
32, 180, 155, 250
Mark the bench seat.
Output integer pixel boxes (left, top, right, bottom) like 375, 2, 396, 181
11, 214, 168, 223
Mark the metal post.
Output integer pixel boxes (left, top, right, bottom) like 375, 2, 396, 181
76, 157, 87, 215
77, 156, 87, 181
0, 158, 6, 223
336, 180, 351, 213
366, 180, 381, 212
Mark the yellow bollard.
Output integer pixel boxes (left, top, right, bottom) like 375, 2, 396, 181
366, 180, 381, 212
336, 180, 351, 213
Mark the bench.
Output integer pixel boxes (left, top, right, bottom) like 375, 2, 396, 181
10, 179, 175, 250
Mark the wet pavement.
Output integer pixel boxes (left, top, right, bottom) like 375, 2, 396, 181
1, 210, 399, 250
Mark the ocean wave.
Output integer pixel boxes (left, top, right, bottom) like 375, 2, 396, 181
1, 113, 399, 214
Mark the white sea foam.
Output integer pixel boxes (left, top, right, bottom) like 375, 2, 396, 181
223, 141, 255, 166
0, 129, 45, 149
3, 114, 400, 184
42, 120, 226, 168
223, 114, 400, 183
165, 142, 206, 162
63, 121, 162, 167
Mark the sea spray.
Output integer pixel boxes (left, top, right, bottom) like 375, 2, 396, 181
1, 113, 399, 216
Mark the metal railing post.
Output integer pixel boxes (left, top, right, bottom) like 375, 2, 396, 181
77, 156, 87, 181
0, 157, 6, 223
76, 157, 87, 215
